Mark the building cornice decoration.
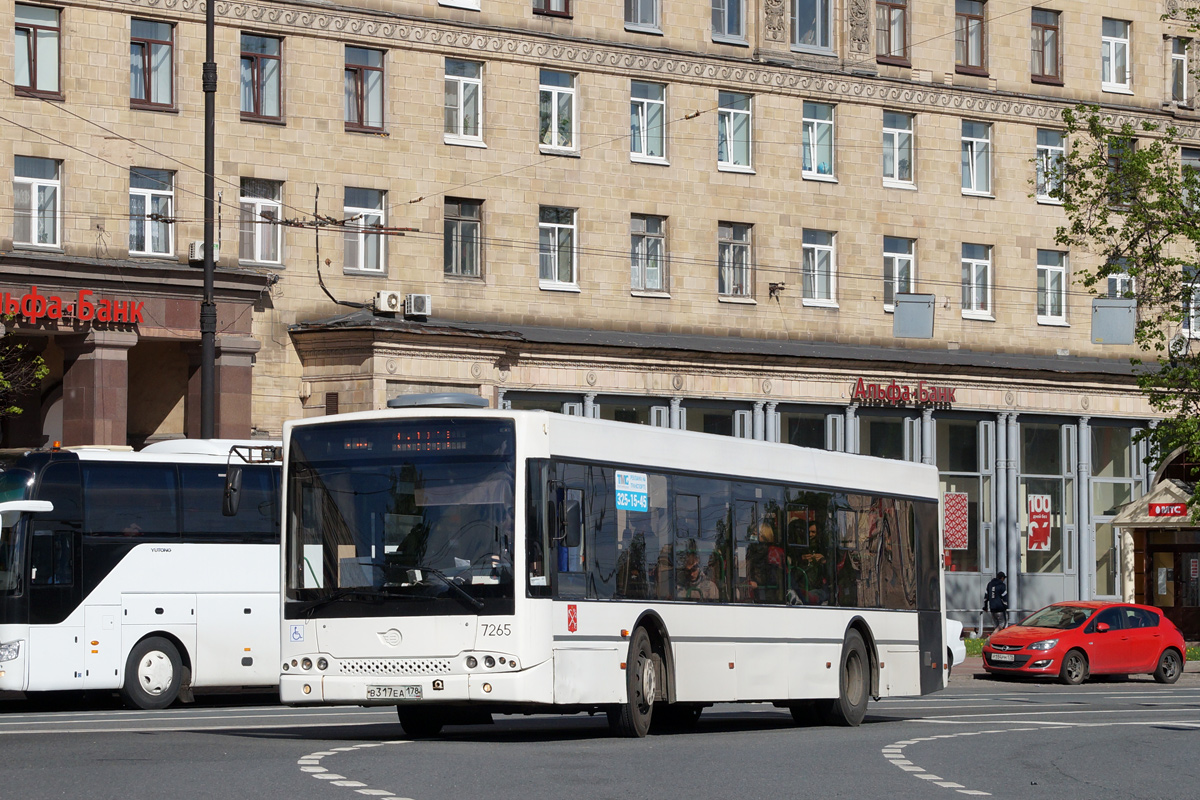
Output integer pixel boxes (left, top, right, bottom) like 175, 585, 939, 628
763, 0, 787, 43
847, 0, 870, 55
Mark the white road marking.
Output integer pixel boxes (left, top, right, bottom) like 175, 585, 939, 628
297, 740, 409, 798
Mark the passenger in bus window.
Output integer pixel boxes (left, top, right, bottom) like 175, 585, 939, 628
746, 518, 784, 604
676, 552, 718, 601
123, 522, 143, 537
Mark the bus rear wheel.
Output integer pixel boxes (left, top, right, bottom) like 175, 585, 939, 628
397, 707, 444, 738
818, 629, 869, 727
608, 627, 656, 737
120, 636, 183, 710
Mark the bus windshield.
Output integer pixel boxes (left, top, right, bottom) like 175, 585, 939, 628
0, 468, 33, 593
286, 418, 515, 614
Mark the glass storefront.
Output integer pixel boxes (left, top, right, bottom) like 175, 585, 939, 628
1019, 421, 1074, 575
1090, 425, 1140, 597
937, 418, 992, 574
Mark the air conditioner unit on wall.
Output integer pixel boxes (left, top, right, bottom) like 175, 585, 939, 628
187, 241, 219, 262
405, 294, 432, 317
375, 290, 403, 314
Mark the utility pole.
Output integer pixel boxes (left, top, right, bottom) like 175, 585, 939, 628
200, 0, 217, 438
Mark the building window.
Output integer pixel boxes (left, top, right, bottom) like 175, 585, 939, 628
718, 222, 752, 298
802, 102, 835, 179
344, 187, 385, 273
1185, 267, 1199, 337
1036, 249, 1067, 323
445, 59, 483, 143
630, 81, 666, 161
625, 0, 659, 32
961, 243, 991, 316
241, 34, 281, 121
13, 155, 60, 247
937, 419, 991, 574
961, 120, 992, 195
883, 111, 913, 185
1107, 136, 1135, 207
802, 229, 835, 303
717, 91, 752, 170
1036, 129, 1065, 202
129, 168, 173, 256
539, 69, 575, 152
631, 214, 666, 292
713, 0, 745, 41
1030, 9, 1060, 82
1182, 147, 1200, 208
239, 178, 282, 264
534, 0, 570, 16
876, 0, 908, 62
792, 0, 832, 52
1101, 18, 1129, 92
954, 0, 985, 73
444, 198, 481, 278
345, 47, 383, 131
1105, 259, 1134, 299
883, 235, 914, 310
130, 19, 174, 108
1172, 38, 1189, 104
539, 206, 576, 287
15, 4, 60, 97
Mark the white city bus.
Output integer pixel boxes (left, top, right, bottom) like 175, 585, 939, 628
0, 439, 281, 708
277, 396, 944, 737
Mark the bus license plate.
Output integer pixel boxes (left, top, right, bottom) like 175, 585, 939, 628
991, 653, 1015, 663
366, 685, 422, 700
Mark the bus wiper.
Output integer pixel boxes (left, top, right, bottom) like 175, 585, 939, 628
411, 566, 484, 611
296, 587, 390, 617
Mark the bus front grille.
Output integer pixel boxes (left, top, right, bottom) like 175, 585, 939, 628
339, 658, 453, 676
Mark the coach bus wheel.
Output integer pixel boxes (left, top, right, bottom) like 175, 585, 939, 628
120, 636, 183, 710
1059, 649, 1088, 686
608, 627, 656, 738
818, 629, 869, 727
397, 708, 444, 738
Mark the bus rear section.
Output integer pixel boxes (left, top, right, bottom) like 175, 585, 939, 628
0, 440, 281, 708
279, 406, 944, 737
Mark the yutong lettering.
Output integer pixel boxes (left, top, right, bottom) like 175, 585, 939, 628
852, 377, 956, 407
1, 286, 144, 325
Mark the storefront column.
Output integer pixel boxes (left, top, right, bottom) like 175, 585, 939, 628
60, 330, 138, 446
1006, 412, 1021, 616
996, 413, 1009, 587
669, 396, 682, 429
920, 407, 934, 465
764, 402, 778, 443
752, 401, 765, 440
185, 336, 260, 439
2, 336, 48, 447
844, 403, 858, 454
1077, 416, 1092, 600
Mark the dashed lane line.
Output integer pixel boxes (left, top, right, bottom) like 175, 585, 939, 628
298, 741, 411, 799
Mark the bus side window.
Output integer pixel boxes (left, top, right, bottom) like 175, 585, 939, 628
82, 464, 178, 537
30, 530, 73, 586
181, 465, 277, 542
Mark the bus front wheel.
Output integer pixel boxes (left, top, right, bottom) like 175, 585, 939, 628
120, 636, 183, 710
608, 627, 656, 738
817, 629, 869, 727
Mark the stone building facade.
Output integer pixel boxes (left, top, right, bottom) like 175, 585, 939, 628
4, 0, 1199, 619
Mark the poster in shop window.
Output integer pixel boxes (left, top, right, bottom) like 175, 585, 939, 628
943, 492, 969, 550
1027, 494, 1052, 551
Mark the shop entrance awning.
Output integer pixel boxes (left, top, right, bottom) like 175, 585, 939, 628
1112, 480, 1196, 529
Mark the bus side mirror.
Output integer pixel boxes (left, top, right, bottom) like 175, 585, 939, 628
563, 498, 582, 549
223, 466, 243, 516
0, 500, 54, 528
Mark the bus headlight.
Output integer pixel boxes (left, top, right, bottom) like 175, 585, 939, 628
0, 640, 20, 662
317, 658, 328, 671
484, 656, 496, 668
301, 658, 313, 670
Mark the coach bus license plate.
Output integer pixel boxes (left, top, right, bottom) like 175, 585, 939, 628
991, 653, 1015, 663
366, 685, 422, 700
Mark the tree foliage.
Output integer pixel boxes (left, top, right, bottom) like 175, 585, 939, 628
0, 320, 48, 419
1053, 106, 1200, 507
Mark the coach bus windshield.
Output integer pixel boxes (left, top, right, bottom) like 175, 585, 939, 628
0, 468, 33, 594
286, 418, 515, 616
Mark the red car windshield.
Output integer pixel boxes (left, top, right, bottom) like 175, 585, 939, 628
1019, 605, 1092, 630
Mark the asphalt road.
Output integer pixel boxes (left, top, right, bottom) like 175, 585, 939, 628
2, 671, 1199, 800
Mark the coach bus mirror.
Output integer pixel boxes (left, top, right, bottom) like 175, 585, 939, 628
0, 500, 54, 528
1095, 622, 1110, 634
563, 499, 582, 549
223, 466, 243, 516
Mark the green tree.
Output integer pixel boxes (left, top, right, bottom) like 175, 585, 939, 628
0, 320, 48, 419
1052, 105, 1200, 512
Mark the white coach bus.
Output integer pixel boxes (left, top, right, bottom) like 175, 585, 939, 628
275, 395, 944, 737
0, 440, 280, 708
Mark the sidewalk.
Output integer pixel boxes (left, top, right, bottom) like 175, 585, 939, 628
956, 653, 1200, 682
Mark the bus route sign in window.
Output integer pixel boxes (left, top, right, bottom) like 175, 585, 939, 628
615, 471, 648, 512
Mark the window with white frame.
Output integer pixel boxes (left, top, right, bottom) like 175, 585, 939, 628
241, 34, 281, 121
876, 0, 908, 62
631, 214, 666, 292
961, 242, 991, 316
718, 222, 752, 297
713, 0, 745, 41
16, 4, 60, 96
883, 235, 914, 309
1101, 18, 1130, 91
883, 111, 913, 185
129, 168, 173, 256
802, 102, 835, 178
539, 69, 575, 151
961, 120, 992, 195
792, 0, 831, 52
345, 46, 383, 131
13, 156, 60, 247
630, 81, 666, 161
1182, 147, 1200, 208
625, 0, 659, 32
445, 198, 482, 278
955, 0, 985, 72
539, 206, 576, 286
239, 178, 282, 264
1105, 258, 1134, 299
1185, 267, 1199, 336
1036, 129, 1065, 202
802, 229, 835, 303
130, 19, 174, 108
1107, 136, 1135, 207
1037, 249, 1067, 323
1173, 38, 1189, 104
344, 187, 385, 273
717, 91, 752, 169
445, 59, 483, 143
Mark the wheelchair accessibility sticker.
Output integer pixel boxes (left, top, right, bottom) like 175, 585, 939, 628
289, 624, 305, 643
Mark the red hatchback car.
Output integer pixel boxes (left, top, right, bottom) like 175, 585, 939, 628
983, 601, 1186, 685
